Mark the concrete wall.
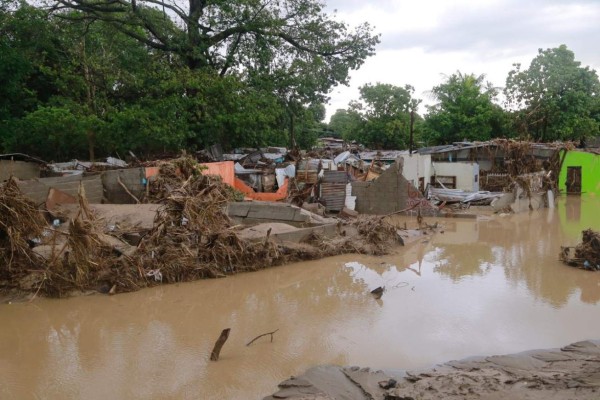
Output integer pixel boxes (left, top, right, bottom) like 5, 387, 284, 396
432, 162, 479, 191
352, 162, 415, 214
398, 153, 431, 190
102, 168, 146, 204
17, 174, 103, 205
0, 160, 40, 181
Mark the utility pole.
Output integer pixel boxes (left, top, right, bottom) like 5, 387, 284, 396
409, 110, 415, 155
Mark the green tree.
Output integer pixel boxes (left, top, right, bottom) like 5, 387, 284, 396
329, 108, 360, 140
50, 0, 379, 147
504, 45, 600, 141
294, 103, 327, 149
51, 0, 379, 73
423, 71, 508, 145
348, 83, 421, 149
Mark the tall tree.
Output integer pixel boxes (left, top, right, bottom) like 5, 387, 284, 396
348, 83, 421, 149
328, 108, 359, 140
423, 71, 507, 145
504, 45, 600, 141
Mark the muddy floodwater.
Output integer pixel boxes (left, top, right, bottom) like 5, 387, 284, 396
2, 197, 600, 400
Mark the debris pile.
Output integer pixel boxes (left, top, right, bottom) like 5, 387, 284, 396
0, 158, 405, 299
139, 160, 281, 281
302, 216, 401, 257
560, 229, 600, 271
0, 178, 46, 286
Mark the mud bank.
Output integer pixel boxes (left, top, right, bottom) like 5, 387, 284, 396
266, 340, 600, 400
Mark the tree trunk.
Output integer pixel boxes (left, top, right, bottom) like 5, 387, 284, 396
289, 112, 297, 149
87, 130, 95, 161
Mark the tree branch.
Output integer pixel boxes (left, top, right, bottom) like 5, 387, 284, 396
246, 329, 279, 346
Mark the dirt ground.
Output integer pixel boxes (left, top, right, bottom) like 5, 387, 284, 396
265, 340, 600, 400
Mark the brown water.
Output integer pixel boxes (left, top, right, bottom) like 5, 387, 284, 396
2, 197, 600, 400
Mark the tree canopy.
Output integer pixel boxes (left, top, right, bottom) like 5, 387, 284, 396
0, 0, 379, 159
346, 83, 421, 149
505, 45, 600, 141
1, 5, 598, 163
423, 72, 508, 145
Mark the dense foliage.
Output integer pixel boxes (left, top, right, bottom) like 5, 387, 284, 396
505, 45, 600, 142
0, 0, 377, 160
422, 72, 509, 145
0, 0, 598, 158
344, 83, 421, 149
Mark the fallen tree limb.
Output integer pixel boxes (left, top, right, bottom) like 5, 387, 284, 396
246, 329, 279, 346
210, 328, 231, 361
117, 176, 140, 204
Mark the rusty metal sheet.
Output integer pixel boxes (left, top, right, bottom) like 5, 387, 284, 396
320, 183, 346, 211
322, 170, 348, 183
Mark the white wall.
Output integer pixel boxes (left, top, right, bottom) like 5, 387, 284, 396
398, 153, 431, 189
432, 162, 479, 191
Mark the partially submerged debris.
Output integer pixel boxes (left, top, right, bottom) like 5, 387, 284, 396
560, 229, 600, 271
370, 286, 385, 299
0, 158, 406, 299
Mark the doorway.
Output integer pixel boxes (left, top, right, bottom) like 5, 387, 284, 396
566, 166, 582, 194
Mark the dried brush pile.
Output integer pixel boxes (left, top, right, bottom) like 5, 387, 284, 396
2, 157, 403, 299
302, 216, 400, 257
560, 229, 600, 271
42, 186, 133, 297
136, 156, 281, 284
0, 178, 46, 283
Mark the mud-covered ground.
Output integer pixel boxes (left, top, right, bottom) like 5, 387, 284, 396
266, 340, 600, 400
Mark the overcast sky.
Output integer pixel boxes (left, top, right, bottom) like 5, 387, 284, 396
322, 0, 600, 120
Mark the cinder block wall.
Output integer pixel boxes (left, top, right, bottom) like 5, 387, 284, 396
351, 162, 410, 214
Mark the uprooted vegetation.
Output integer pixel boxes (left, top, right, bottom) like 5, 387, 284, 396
560, 229, 600, 271
0, 158, 405, 299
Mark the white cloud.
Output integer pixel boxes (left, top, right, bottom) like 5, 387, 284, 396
323, 0, 600, 120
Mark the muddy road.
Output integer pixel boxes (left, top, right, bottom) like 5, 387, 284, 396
1, 197, 600, 399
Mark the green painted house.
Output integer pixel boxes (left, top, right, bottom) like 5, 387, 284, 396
558, 150, 600, 196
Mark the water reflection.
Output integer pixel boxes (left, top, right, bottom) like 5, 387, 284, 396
418, 198, 600, 307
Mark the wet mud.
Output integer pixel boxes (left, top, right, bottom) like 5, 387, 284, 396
266, 340, 600, 400
1, 198, 600, 399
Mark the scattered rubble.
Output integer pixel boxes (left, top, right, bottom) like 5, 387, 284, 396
0, 138, 586, 299
0, 157, 416, 300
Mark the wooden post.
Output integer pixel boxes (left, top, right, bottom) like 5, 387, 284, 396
210, 328, 231, 361
409, 110, 415, 155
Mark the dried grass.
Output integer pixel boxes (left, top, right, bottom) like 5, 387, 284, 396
2, 157, 402, 299
0, 178, 46, 281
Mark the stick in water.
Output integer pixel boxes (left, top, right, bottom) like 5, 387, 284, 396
246, 329, 279, 346
210, 328, 231, 361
